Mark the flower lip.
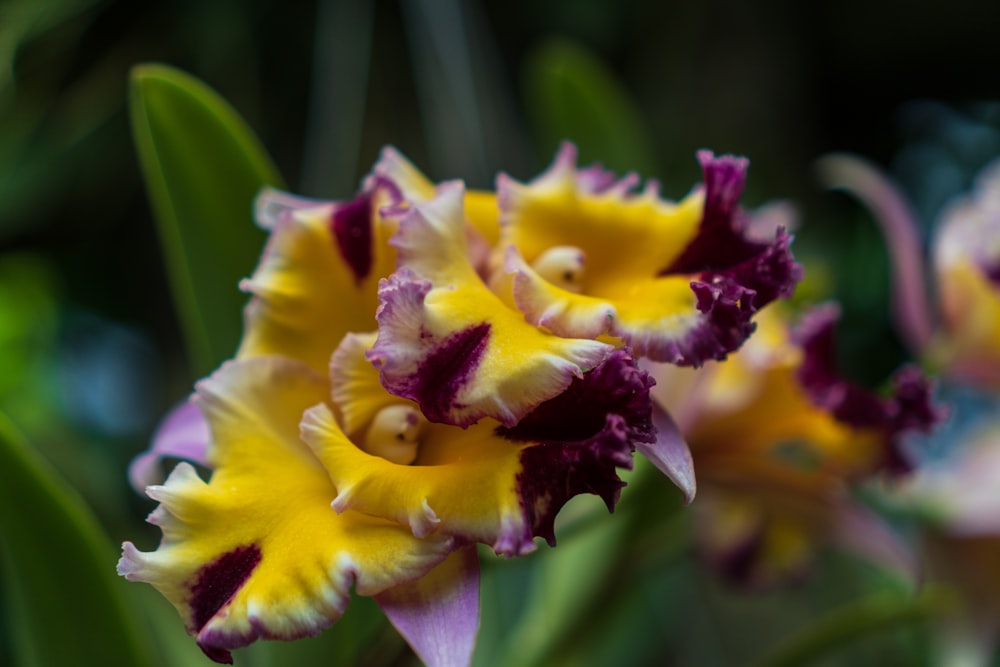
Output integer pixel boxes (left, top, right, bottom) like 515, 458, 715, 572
499, 349, 656, 546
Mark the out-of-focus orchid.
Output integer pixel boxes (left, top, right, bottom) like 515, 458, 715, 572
650, 305, 940, 588
121, 143, 800, 664
897, 424, 1000, 663
819, 155, 1000, 390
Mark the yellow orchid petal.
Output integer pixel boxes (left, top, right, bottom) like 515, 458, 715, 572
303, 402, 535, 554
314, 337, 655, 555
465, 189, 501, 246
499, 143, 802, 365
118, 357, 452, 663
237, 183, 399, 374
368, 181, 612, 427
928, 160, 1000, 386
371, 147, 499, 247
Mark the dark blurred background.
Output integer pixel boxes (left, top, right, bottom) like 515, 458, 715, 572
2, 0, 999, 654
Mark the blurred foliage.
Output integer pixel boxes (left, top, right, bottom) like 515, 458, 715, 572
2, 0, 1000, 665
129, 64, 282, 375
0, 414, 153, 667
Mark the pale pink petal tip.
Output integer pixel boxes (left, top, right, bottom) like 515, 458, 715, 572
637, 404, 697, 504
128, 400, 211, 493
375, 546, 481, 667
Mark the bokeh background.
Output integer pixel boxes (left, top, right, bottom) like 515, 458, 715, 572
3, 0, 1000, 665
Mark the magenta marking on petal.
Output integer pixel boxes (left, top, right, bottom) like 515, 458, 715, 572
329, 190, 374, 284
128, 400, 211, 493
659, 152, 803, 299
376, 545, 481, 667
661, 152, 754, 275
498, 350, 654, 548
370, 270, 492, 425
501, 349, 654, 446
793, 304, 944, 475
197, 644, 235, 665
190, 544, 262, 636
408, 323, 491, 424
624, 280, 758, 366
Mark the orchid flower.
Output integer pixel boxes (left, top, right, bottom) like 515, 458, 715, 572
121, 144, 798, 664
897, 423, 1000, 663
650, 305, 940, 588
819, 155, 1000, 390
496, 143, 803, 365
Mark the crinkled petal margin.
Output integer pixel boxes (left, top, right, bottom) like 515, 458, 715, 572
238, 180, 399, 375
793, 304, 944, 475
368, 182, 611, 427
118, 357, 452, 663
306, 348, 654, 555
500, 145, 801, 366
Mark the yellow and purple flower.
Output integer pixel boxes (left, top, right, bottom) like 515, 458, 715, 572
120, 144, 800, 664
497, 143, 802, 365
820, 155, 1000, 390
651, 305, 940, 587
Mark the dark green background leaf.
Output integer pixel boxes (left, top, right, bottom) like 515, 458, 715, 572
130, 64, 284, 376
0, 414, 154, 667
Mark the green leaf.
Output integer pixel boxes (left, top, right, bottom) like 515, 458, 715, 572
130, 64, 284, 376
748, 587, 955, 667
0, 414, 155, 667
523, 39, 658, 176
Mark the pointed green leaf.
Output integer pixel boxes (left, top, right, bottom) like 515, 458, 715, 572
523, 39, 658, 176
0, 414, 155, 667
130, 64, 284, 376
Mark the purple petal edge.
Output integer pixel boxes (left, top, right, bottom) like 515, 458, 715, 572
367, 270, 491, 426
637, 403, 697, 504
816, 154, 933, 353
793, 304, 944, 475
128, 400, 211, 493
645, 151, 802, 366
497, 350, 655, 552
375, 545, 480, 667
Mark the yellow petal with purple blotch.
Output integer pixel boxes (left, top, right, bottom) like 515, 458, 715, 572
508, 246, 750, 362
499, 144, 802, 365
118, 357, 452, 664
237, 182, 399, 375
315, 337, 654, 556
369, 182, 612, 427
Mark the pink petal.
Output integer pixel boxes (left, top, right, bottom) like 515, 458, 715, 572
636, 403, 697, 504
128, 399, 210, 492
375, 545, 481, 667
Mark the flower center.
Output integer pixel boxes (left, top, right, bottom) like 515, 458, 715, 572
363, 404, 427, 464
531, 245, 586, 294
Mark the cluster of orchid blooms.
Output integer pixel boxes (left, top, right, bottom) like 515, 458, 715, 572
118, 141, 1000, 665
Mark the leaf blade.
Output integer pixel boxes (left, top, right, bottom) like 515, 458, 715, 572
130, 63, 284, 375
0, 414, 155, 667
